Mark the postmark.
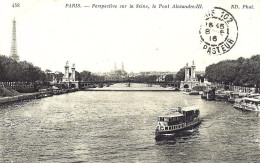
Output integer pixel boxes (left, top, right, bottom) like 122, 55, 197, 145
199, 7, 238, 55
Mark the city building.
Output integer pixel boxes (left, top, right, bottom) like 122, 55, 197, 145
104, 62, 128, 81
157, 72, 175, 82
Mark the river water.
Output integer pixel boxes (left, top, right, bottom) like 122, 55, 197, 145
0, 84, 259, 162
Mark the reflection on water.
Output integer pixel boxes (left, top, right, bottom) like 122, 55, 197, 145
0, 85, 259, 162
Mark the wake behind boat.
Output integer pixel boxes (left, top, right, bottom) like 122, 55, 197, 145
155, 107, 201, 139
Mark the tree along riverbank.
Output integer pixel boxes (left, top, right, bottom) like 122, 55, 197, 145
205, 55, 260, 91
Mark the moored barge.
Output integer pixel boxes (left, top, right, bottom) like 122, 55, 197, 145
233, 97, 260, 112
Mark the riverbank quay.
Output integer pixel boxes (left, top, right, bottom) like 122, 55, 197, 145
85, 89, 179, 92
180, 84, 259, 103
200, 88, 260, 103
0, 92, 52, 104
83, 83, 179, 91
84, 87, 179, 92
0, 89, 79, 105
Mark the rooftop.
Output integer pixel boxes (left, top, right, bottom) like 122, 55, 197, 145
181, 106, 200, 112
242, 97, 260, 102
158, 111, 184, 118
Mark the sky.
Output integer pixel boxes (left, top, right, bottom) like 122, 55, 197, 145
0, 0, 260, 73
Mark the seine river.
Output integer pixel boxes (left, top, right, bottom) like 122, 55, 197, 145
0, 84, 259, 162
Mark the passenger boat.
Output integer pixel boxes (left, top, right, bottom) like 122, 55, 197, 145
155, 107, 201, 139
201, 88, 215, 100
183, 89, 199, 95
233, 97, 260, 112
182, 88, 191, 95
227, 92, 239, 103
189, 90, 199, 95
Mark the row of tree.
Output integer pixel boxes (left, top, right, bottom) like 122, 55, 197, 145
0, 53, 199, 83
0, 55, 100, 83
0, 55, 46, 82
0, 55, 206, 86
205, 55, 260, 87
79, 71, 104, 82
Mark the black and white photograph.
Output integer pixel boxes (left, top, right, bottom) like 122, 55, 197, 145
0, 0, 259, 162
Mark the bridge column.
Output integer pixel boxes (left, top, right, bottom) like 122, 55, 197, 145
64, 61, 69, 80
71, 63, 76, 81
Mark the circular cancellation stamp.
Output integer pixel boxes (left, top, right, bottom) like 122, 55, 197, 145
199, 7, 238, 55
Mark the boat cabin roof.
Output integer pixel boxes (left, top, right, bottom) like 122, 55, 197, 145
181, 107, 199, 112
157, 107, 199, 118
255, 96, 260, 100
249, 94, 260, 98
158, 112, 184, 118
242, 97, 260, 102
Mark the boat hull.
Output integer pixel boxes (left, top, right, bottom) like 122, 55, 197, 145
155, 120, 201, 139
189, 91, 199, 95
234, 104, 260, 112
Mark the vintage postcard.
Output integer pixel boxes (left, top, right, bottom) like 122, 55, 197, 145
0, 0, 259, 162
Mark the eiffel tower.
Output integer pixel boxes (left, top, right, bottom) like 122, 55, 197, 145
10, 18, 19, 61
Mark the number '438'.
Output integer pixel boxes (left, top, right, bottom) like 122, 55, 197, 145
12, 3, 20, 8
